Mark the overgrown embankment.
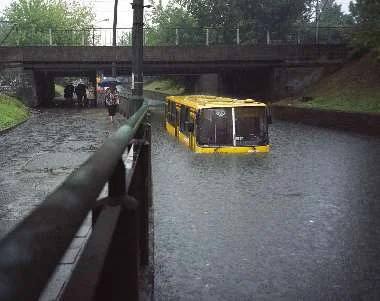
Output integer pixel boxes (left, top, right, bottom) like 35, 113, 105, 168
273, 53, 380, 135
0, 94, 30, 132
144, 78, 185, 95
276, 53, 380, 114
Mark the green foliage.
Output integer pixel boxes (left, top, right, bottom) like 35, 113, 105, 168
168, 0, 350, 44
55, 84, 64, 96
302, 0, 354, 43
0, 94, 30, 131
350, 0, 380, 56
3, 0, 95, 45
144, 78, 184, 95
144, 1, 199, 45
294, 97, 380, 113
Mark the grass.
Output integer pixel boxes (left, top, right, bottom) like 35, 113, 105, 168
280, 97, 380, 114
0, 94, 30, 131
276, 54, 380, 114
55, 84, 65, 96
144, 78, 185, 95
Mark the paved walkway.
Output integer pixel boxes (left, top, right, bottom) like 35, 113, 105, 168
0, 106, 126, 300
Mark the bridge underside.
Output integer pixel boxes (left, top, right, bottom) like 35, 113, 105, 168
11, 64, 338, 107
0, 45, 347, 106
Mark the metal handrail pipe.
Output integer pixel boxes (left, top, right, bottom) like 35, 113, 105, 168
0, 103, 148, 301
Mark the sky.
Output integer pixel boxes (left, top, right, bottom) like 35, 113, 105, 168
0, 0, 354, 28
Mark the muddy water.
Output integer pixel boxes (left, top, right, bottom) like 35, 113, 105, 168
1, 105, 380, 300
151, 106, 380, 300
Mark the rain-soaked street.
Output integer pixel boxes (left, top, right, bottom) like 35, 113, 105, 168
0, 108, 118, 237
1, 105, 380, 300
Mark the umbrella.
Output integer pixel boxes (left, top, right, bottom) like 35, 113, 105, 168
98, 77, 122, 87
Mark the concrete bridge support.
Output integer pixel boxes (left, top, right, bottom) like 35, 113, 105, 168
5, 68, 55, 108
16, 69, 39, 107
269, 65, 341, 100
34, 71, 55, 106
192, 74, 220, 95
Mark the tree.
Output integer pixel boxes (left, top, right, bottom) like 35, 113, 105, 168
302, 0, 354, 43
0, 18, 15, 46
349, 0, 380, 55
173, 0, 314, 44
144, 1, 199, 46
3, 0, 95, 46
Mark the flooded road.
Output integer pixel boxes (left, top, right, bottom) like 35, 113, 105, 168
1, 105, 380, 300
0, 108, 117, 238
151, 107, 380, 300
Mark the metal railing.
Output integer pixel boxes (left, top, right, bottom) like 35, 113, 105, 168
0, 26, 353, 46
0, 102, 152, 301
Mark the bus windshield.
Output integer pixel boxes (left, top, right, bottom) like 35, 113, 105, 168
197, 107, 268, 147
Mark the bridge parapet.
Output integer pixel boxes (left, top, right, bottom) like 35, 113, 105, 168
0, 44, 350, 73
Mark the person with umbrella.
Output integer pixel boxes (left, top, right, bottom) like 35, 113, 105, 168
104, 84, 120, 123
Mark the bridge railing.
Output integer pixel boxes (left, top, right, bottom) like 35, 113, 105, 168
0, 103, 152, 301
0, 26, 353, 46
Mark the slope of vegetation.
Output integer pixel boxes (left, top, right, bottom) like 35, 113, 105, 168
277, 53, 380, 114
0, 94, 30, 131
144, 78, 185, 95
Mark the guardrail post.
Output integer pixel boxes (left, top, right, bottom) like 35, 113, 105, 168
94, 159, 140, 300
128, 121, 150, 266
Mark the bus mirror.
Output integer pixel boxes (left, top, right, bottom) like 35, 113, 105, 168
185, 120, 194, 132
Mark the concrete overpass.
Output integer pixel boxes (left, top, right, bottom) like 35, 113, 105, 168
0, 44, 350, 106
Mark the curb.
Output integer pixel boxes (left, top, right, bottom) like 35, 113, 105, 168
271, 104, 380, 136
0, 116, 29, 135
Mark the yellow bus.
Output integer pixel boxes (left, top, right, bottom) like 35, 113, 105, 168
165, 95, 271, 153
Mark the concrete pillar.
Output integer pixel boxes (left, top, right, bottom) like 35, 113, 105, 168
88, 71, 97, 101
193, 74, 220, 95
34, 71, 55, 106
13, 68, 39, 107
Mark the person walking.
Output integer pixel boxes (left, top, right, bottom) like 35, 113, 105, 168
104, 86, 119, 123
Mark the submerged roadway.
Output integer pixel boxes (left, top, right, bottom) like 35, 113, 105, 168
0, 104, 379, 300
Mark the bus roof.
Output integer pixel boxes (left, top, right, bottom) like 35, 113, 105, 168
166, 95, 267, 110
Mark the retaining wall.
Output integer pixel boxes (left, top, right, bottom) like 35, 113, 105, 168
272, 104, 380, 136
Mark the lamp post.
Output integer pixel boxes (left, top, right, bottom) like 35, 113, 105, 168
112, 0, 119, 77
315, 0, 320, 44
130, 0, 153, 113
92, 18, 109, 46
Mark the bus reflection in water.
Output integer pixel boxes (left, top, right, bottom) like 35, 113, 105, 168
165, 95, 271, 153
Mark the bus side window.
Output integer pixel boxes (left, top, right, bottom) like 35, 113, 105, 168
180, 106, 190, 135
167, 101, 177, 126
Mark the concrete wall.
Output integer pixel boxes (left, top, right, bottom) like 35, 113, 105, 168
193, 74, 220, 95
272, 105, 380, 136
0, 67, 39, 107
270, 66, 339, 100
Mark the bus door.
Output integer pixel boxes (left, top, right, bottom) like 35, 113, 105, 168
175, 103, 181, 137
189, 111, 196, 150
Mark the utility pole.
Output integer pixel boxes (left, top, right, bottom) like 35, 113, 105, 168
112, 0, 118, 77
131, 0, 145, 113
315, 0, 319, 44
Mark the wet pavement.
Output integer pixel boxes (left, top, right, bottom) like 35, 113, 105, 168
1, 104, 380, 300
0, 106, 122, 300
